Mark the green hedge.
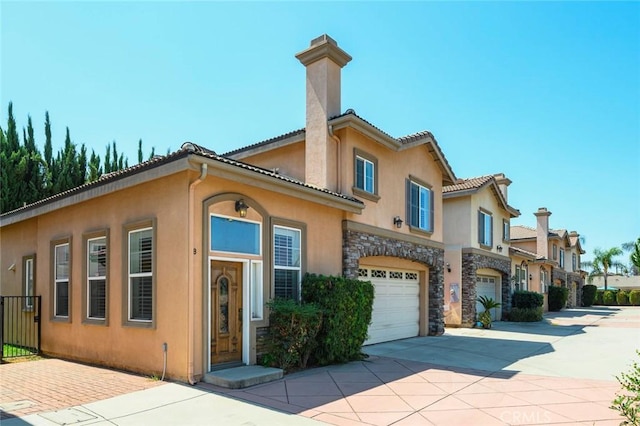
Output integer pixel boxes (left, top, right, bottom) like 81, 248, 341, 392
630, 290, 640, 306
595, 290, 604, 305
617, 290, 629, 306
548, 286, 569, 311
262, 299, 323, 372
512, 290, 544, 309
582, 284, 597, 307
302, 274, 374, 365
603, 290, 617, 305
508, 307, 543, 322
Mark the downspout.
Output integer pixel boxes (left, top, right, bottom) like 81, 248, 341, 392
328, 125, 341, 193
188, 161, 208, 385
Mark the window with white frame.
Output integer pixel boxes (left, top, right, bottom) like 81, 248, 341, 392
478, 210, 493, 247
552, 244, 557, 260
408, 180, 433, 232
250, 261, 263, 320
355, 155, 375, 194
23, 256, 35, 310
502, 219, 510, 242
273, 226, 301, 299
210, 215, 261, 255
128, 228, 153, 321
87, 237, 107, 320
572, 253, 577, 272
54, 243, 70, 317
540, 268, 549, 293
559, 248, 565, 269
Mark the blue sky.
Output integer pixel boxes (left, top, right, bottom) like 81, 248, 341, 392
1, 1, 639, 264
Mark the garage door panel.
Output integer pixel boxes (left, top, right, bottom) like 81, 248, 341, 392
364, 268, 420, 346
476, 276, 499, 321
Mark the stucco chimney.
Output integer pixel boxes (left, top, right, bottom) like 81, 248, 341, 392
493, 173, 511, 202
296, 35, 351, 190
534, 207, 552, 258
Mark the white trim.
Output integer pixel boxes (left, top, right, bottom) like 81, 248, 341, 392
87, 236, 107, 320
54, 242, 70, 318
127, 227, 153, 323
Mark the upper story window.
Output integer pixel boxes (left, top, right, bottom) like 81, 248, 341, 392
478, 210, 493, 247
87, 237, 107, 320
502, 219, 510, 242
128, 227, 153, 322
572, 253, 577, 272
353, 149, 379, 201
54, 242, 70, 318
407, 178, 434, 233
552, 244, 558, 260
559, 248, 565, 269
23, 255, 35, 311
540, 267, 549, 293
273, 225, 302, 300
211, 215, 261, 255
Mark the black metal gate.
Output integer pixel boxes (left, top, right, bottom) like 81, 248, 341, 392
0, 296, 41, 362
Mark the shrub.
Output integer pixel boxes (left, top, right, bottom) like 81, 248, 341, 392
595, 290, 604, 305
548, 286, 569, 311
508, 307, 543, 322
262, 299, 322, 372
617, 290, 629, 306
512, 291, 544, 309
603, 290, 617, 306
630, 290, 640, 306
302, 274, 374, 365
582, 284, 597, 307
611, 350, 640, 425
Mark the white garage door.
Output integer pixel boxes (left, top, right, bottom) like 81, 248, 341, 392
361, 268, 420, 345
476, 276, 499, 321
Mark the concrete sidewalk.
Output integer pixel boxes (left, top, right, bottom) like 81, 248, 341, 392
1, 306, 637, 425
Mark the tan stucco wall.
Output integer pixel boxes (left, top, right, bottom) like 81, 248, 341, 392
0, 217, 38, 296
443, 197, 471, 247
236, 141, 306, 182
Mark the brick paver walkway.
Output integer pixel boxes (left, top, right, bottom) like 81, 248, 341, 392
0, 358, 164, 420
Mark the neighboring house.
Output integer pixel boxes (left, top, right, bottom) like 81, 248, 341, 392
443, 174, 520, 327
0, 35, 456, 381
590, 275, 640, 291
510, 207, 586, 309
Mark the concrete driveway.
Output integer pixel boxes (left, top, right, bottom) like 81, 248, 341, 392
1, 306, 638, 425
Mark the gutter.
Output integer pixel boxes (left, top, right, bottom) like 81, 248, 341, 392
187, 161, 208, 385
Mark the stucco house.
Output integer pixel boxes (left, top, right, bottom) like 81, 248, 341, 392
510, 207, 586, 310
442, 174, 520, 327
0, 35, 457, 382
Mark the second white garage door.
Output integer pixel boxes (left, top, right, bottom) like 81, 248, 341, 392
476, 275, 499, 321
361, 268, 420, 345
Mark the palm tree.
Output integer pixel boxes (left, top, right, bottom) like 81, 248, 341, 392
622, 238, 640, 275
583, 247, 624, 290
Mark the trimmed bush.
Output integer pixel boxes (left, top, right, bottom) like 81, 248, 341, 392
617, 290, 629, 306
548, 286, 569, 311
630, 290, 640, 306
582, 284, 597, 307
508, 307, 543, 322
512, 290, 544, 309
262, 299, 322, 372
603, 290, 617, 306
302, 274, 374, 365
595, 290, 604, 305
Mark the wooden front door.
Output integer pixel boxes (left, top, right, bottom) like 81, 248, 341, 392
211, 260, 243, 365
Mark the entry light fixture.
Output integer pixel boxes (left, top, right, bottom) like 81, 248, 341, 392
446, 263, 451, 273
235, 199, 249, 218
529, 274, 533, 281
393, 216, 403, 229
8, 263, 16, 272
496, 245, 503, 252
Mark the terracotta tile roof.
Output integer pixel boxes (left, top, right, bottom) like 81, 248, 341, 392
509, 246, 539, 259
1, 143, 363, 220
223, 110, 457, 184
510, 225, 536, 240
443, 175, 494, 193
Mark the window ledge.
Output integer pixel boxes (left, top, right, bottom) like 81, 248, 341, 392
352, 187, 380, 202
478, 243, 493, 250
408, 226, 433, 238
123, 320, 155, 329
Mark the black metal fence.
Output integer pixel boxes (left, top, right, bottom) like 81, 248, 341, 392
0, 296, 41, 362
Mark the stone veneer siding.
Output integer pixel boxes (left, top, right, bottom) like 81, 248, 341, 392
553, 268, 584, 307
342, 226, 445, 336
461, 250, 512, 326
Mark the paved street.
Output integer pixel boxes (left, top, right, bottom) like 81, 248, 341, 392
1, 306, 638, 425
